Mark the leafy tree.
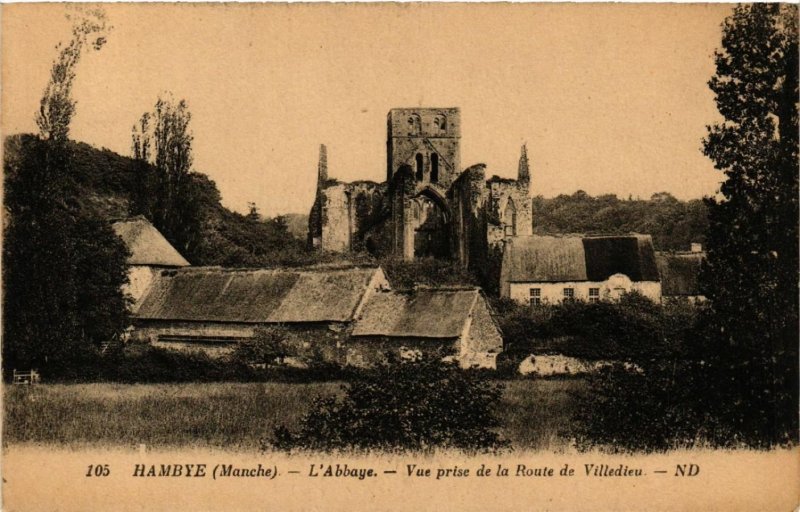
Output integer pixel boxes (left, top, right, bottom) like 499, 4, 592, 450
270, 354, 508, 453
573, 5, 798, 452
131, 94, 203, 260
699, 3, 799, 446
3, 7, 130, 379
229, 326, 291, 366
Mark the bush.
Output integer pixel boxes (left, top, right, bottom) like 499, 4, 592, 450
571, 362, 715, 453
498, 292, 699, 365
268, 353, 508, 453
97, 343, 249, 383
228, 326, 291, 366
94, 341, 354, 384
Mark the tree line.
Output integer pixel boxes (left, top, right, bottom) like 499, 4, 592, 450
532, 191, 708, 251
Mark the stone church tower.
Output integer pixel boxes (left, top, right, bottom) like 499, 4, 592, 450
308, 107, 532, 278
386, 108, 461, 189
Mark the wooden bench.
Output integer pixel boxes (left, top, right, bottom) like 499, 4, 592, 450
12, 369, 40, 385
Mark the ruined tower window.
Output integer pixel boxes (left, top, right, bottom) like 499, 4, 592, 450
503, 198, 517, 236
408, 115, 421, 135
431, 153, 439, 183
434, 115, 447, 134
415, 153, 424, 181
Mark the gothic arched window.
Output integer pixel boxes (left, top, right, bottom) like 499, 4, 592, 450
504, 198, 517, 236
431, 153, 439, 183
415, 153, 424, 181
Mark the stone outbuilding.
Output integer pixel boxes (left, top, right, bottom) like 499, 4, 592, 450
350, 287, 503, 369
500, 234, 662, 305
112, 216, 190, 306
127, 257, 504, 368
131, 265, 390, 358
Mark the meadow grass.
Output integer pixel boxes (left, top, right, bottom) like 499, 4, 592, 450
4, 379, 585, 451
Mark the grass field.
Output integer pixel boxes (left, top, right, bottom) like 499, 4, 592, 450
3, 379, 585, 451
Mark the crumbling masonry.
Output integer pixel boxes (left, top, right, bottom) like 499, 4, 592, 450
308, 108, 533, 280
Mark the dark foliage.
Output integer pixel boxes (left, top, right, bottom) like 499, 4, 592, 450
574, 5, 799, 451
269, 354, 508, 453
6, 133, 310, 269
695, 3, 798, 447
572, 362, 716, 453
532, 191, 708, 251
94, 343, 351, 384
3, 136, 131, 381
498, 293, 697, 364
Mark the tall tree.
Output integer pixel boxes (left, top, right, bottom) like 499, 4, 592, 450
3, 7, 130, 379
700, 4, 798, 445
131, 94, 202, 260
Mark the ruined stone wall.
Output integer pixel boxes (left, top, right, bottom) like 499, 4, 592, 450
450, 164, 489, 270
347, 181, 388, 253
320, 184, 351, 253
387, 166, 417, 260
486, 178, 533, 249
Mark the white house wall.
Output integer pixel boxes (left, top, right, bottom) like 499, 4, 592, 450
508, 280, 661, 305
125, 265, 161, 311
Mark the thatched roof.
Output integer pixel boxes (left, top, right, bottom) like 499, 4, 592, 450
503, 235, 660, 283
135, 266, 382, 323
112, 216, 190, 267
656, 252, 704, 296
352, 288, 480, 339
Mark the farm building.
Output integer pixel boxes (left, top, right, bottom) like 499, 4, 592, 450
499, 234, 662, 304
351, 287, 503, 369
131, 265, 390, 359
112, 216, 190, 306
655, 245, 706, 302
115, 219, 505, 368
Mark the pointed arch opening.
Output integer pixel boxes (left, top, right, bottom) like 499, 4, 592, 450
412, 190, 450, 259
504, 198, 517, 236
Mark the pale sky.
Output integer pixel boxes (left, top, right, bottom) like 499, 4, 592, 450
2, 3, 732, 216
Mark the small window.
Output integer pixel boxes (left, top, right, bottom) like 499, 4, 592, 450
434, 115, 447, 132
529, 288, 541, 306
589, 288, 600, 304
431, 153, 439, 183
408, 115, 421, 135
563, 288, 575, 303
415, 153, 424, 181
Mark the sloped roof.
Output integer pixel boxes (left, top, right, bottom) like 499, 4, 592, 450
135, 267, 381, 323
352, 288, 479, 339
504, 235, 660, 283
583, 235, 660, 281
112, 216, 190, 267
656, 252, 704, 296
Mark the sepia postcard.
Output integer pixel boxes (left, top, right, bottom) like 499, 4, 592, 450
2, 3, 799, 511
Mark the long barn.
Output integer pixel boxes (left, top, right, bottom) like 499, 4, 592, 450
116, 218, 503, 368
